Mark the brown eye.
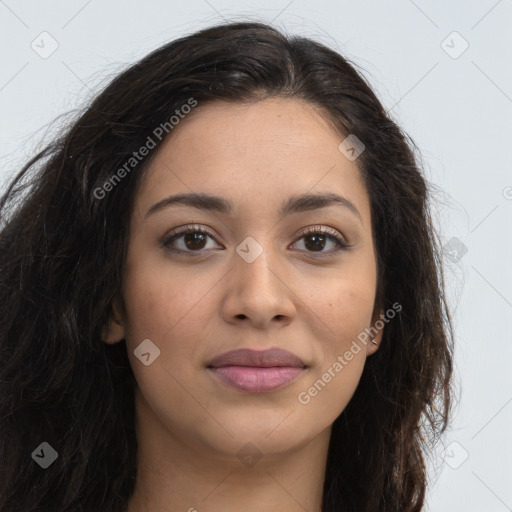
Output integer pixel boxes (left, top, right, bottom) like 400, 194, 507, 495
161, 224, 349, 259
182, 232, 208, 250
303, 233, 328, 252
292, 226, 349, 257
161, 226, 221, 255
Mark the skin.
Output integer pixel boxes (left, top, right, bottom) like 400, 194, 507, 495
103, 97, 383, 512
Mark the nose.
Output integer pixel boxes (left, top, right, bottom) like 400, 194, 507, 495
220, 241, 297, 330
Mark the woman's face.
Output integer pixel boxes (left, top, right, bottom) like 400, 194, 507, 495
106, 97, 382, 463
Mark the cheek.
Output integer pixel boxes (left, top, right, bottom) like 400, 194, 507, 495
312, 265, 377, 351
300, 268, 376, 413
121, 254, 218, 367
333, 286, 375, 337
295, 280, 374, 424
312, 285, 373, 384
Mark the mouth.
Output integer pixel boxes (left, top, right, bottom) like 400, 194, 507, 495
206, 347, 307, 393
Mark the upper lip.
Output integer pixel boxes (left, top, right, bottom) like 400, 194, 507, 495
207, 348, 306, 368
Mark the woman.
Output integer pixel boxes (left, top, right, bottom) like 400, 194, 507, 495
0, 21, 454, 512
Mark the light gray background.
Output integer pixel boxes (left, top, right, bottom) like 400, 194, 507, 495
1, 1, 511, 510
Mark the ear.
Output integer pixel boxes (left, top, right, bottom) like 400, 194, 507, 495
101, 297, 126, 345
366, 302, 385, 356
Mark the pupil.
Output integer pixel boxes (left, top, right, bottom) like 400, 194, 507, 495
185, 232, 206, 250
305, 234, 325, 252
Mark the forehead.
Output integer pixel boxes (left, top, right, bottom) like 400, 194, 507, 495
135, 97, 371, 225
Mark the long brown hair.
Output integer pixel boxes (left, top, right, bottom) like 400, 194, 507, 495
0, 21, 454, 511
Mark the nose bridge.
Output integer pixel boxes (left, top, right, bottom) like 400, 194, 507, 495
223, 233, 295, 325
235, 234, 281, 296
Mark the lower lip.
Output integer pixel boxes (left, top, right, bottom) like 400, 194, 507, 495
208, 366, 305, 393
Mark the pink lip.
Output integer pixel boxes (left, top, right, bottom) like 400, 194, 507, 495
209, 366, 305, 392
207, 348, 307, 393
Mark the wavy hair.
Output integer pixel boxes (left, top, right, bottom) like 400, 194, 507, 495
0, 21, 454, 511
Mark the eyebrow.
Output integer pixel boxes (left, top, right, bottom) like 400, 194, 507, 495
145, 191, 362, 221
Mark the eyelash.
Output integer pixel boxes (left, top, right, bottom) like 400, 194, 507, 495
160, 224, 350, 258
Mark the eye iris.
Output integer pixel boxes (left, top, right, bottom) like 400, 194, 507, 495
184, 232, 207, 250
305, 233, 326, 252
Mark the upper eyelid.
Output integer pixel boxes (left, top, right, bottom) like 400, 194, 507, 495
300, 225, 348, 243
